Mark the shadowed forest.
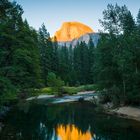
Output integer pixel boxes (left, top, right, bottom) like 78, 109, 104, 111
1, 0, 140, 105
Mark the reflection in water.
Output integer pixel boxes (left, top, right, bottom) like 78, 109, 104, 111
1, 101, 140, 140
56, 124, 92, 140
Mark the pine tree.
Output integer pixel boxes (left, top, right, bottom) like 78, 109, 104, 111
0, 0, 42, 96
52, 36, 59, 74
98, 4, 140, 104
88, 38, 95, 83
38, 24, 53, 85
58, 45, 70, 84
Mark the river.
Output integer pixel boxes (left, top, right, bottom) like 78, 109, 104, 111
1, 98, 140, 140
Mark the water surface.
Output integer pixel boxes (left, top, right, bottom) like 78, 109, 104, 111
1, 101, 140, 140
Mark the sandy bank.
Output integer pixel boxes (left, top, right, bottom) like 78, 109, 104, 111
109, 106, 140, 121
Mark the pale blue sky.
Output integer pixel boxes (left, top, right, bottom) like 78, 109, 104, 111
14, 0, 140, 36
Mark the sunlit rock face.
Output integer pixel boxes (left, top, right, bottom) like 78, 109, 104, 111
56, 124, 92, 140
55, 22, 94, 42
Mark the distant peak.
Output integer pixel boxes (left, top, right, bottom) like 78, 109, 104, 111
54, 21, 94, 42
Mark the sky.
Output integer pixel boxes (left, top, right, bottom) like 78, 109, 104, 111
14, 0, 140, 36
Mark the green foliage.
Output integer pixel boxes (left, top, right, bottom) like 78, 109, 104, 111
62, 86, 80, 95
26, 87, 53, 97
29, 84, 97, 97
47, 72, 64, 96
1, 0, 140, 106
95, 4, 140, 105
39, 87, 53, 94
99, 4, 135, 35
0, 0, 96, 101
0, 0, 42, 102
62, 84, 97, 95
0, 77, 18, 105
47, 72, 57, 87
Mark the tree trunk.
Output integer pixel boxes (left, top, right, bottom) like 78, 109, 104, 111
123, 79, 126, 99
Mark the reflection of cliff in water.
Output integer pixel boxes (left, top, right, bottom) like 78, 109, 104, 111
56, 124, 92, 140
1, 102, 140, 140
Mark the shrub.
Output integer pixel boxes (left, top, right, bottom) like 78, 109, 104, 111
47, 72, 64, 96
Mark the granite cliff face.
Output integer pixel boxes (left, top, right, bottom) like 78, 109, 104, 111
57, 33, 100, 47
55, 22, 94, 42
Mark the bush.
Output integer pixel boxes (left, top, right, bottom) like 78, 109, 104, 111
84, 84, 98, 91
62, 87, 79, 95
0, 77, 17, 104
62, 84, 97, 95
47, 72, 64, 96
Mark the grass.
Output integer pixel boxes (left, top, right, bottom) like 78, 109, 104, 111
39, 84, 96, 95
29, 84, 99, 96
38, 87, 53, 94
0, 84, 99, 103
0, 84, 100, 107
62, 86, 80, 95
28, 87, 53, 97
60, 84, 98, 95
2, 85, 98, 100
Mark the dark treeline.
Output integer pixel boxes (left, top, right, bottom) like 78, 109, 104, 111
96, 4, 140, 105
0, 0, 42, 98
1, 0, 140, 105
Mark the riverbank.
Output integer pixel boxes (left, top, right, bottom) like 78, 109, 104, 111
26, 91, 140, 122
107, 106, 140, 122
26, 91, 96, 104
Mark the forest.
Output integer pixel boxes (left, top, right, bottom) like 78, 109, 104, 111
1, 0, 140, 105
